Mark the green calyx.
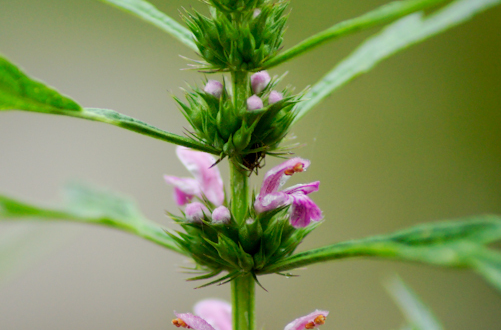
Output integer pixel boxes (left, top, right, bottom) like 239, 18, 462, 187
183, 0, 288, 72
174, 76, 303, 172
167, 200, 321, 287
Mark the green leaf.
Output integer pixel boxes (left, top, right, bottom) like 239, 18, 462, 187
293, 0, 501, 124
258, 215, 501, 292
0, 183, 185, 255
0, 55, 81, 112
387, 276, 444, 330
97, 0, 197, 51
0, 56, 218, 154
264, 0, 450, 68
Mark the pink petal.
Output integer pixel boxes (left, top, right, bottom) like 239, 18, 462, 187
289, 194, 323, 228
283, 181, 320, 196
254, 191, 291, 213
176, 147, 224, 206
284, 310, 329, 330
164, 176, 201, 206
174, 312, 217, 330
259, 158, 311, 196
193, 299, 232, 330
247, 95, 263, 111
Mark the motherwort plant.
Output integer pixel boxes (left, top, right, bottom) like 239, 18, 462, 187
1, 0, 500, 329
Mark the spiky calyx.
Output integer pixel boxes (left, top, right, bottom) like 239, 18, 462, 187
183, 0, 288, 72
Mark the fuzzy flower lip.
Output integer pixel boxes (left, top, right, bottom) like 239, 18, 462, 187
284, 310, 329, 330
254, 158, 322, 228
250, 71, 271, 94
165, 146, 224, 206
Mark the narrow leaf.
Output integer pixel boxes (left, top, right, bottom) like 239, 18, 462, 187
0, 183, 185, 255
264, 0, 449, 68
0, 55, 81, 112
97, 0, 197, 51
294, 0, 501, 123
0, 56, 218, 154
258, 215, 501, 292
387, 276, 444, 330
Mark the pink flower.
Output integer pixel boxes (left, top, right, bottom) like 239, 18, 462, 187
247, 95, 263, 110
165, 146, 224, 206
194, 299, 232, 330
185, 202, 209, 223
254, 158, 322, 228
172, 303, 329, 330
284, 310, 329, 330
250, 71, 271, 94
211, 206, 231, 224
268, 90, 283, 104
172, 299, 231, 330
204, 80, 223, 98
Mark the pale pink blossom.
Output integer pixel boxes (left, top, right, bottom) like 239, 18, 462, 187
284, 310, 329, 330
247, 95, 263, 110
194, 299, 232, 330
254, 158, 322, 228
250, 71, 271, 94
211, 206, 231, 224
173, 313, 215, 330
204, 80, 223, 98
268, 90, 283, 104
185, 202, 209, 223
165, 146, 224, 206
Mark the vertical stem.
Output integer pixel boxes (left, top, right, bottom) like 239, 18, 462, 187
231, 274, 255, 330
229, 161, 249, 226
230, 69, 254, 330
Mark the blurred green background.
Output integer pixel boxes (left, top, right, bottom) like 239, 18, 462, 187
0, 0, 500, 329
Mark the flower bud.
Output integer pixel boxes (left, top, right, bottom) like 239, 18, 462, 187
211, 206, 231, 224
185, 202, 209, 223
247, 95, 263, 111
250, 71, 271, 94
204, 80, 223, 98
253, 9, 261, 18
268, 90, 283, 104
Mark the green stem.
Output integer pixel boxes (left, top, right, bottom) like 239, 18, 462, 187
229, 161, 249, 226
232, 71, 248, 111
231, 274, 256, 330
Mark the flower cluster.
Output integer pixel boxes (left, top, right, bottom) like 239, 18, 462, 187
172, 299, 328, 330
164, 147, 322, 280
174, 71, 302, 171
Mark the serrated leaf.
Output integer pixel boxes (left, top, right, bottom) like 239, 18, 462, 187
0, 183, 184, 254
0, 55, 81, 112
258, 215, 501, 293
387, 276, 444, 330
294, 0, 501, 123
97, 0, 197, 51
